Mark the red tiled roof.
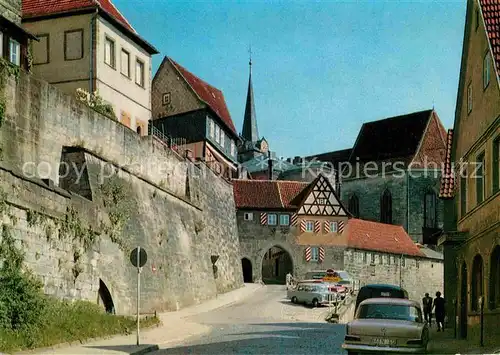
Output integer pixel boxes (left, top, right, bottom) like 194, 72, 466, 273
439, 129, 455, 199
480, 0, 500, 73
346, 219, 424, 257
233, 179, 309, 209
168, 57, 237, 136
22, 0, 135, 33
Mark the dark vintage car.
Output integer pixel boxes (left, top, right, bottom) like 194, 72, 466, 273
354, 284, 409, 313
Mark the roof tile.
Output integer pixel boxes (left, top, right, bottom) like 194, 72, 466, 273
22, 0, 135, 32
439, 129, 455, 199
233, 179, 309, 209
168, 57, 237, 136
480, 0, 500, 73
346, 219, 424, 257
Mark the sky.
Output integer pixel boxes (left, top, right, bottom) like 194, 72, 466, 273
115, 0, 466, 159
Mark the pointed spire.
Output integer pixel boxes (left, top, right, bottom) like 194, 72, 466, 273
242, 47, 259, 143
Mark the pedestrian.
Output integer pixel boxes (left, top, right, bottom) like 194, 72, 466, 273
286, 272, 292, 289
433, 291, 446, 332
422, 293, 433, 326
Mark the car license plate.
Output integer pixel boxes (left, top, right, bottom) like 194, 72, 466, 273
372, 338, 396, 346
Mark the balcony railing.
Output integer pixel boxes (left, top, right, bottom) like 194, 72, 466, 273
148, 122, 188, 157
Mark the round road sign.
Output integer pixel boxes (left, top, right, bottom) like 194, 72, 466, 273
130, 247, 147, 267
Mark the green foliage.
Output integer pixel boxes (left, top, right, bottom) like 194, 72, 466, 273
75, 89, 117, 121
59, 206, 100, 251
0, 299, 159, 353
99, 175, 133, 250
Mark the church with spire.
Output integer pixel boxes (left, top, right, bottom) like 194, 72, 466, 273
237, 56, 270, 164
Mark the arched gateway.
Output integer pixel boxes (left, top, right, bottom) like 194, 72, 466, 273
261, 245, 293, 285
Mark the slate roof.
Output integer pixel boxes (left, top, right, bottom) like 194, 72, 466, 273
439, 129, 455, 199
349, 109, 433, 163
480, 0, 500, 73
346, 219, 424, 257
22, 0, 134, 32
305, 148, 353, 166
233, 179, 309, 209
168, 57, 237, 136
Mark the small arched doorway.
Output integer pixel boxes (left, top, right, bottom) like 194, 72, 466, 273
261, 246, 293, 285
460, 262, 468, 339
98, 279, 115, 314
242, 258, 253, 283
136, 126, 142, 135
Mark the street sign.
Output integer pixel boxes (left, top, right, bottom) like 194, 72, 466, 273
130, 246, 147, 346
130, 247, 147, 268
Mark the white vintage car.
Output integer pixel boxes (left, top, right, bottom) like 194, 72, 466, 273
342, 297, 429, 354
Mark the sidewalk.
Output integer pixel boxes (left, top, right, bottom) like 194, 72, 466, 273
16, 283, 263, 355
428, 327, 500, 354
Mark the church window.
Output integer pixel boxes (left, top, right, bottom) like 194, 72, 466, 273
348, 194, 359, 217
380, 189, 392, 224
424, 190, 437, 228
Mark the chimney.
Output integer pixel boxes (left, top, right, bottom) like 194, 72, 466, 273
268, 150, 273, 180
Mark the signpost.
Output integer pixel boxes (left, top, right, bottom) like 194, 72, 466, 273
130, 247, 147, 346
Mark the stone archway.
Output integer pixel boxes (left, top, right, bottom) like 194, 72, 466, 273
261, 245, 294, 285
241, 258, 253, 283
98, 279, 115, 314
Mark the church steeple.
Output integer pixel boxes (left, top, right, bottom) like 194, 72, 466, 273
241, 52, 259, 143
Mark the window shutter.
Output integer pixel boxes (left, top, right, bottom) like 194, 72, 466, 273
324, 221, 330, 233
338, 220, 345, 234
290, 213, 298, 226
314, 220, 321, 233
300, 220, 306, 232
260, 213, 267, 225
319, 247, 325, 262
305, 246, 312, 262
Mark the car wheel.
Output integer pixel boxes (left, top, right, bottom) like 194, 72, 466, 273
312, 298, 319, 307
291, 296, 297, 304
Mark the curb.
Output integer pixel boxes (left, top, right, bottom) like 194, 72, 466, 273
130, 345, 160, 355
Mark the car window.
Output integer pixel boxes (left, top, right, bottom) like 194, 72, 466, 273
357, 304, 423, 322
297, 285, 305, 291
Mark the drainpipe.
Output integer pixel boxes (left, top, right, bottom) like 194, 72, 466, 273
89, 9, 98, 93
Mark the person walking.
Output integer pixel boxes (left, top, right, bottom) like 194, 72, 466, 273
433, 291, 446, 332
286, 272, 292, 289
422, 293, 433, 326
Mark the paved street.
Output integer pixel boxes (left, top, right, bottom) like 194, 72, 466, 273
153, 285, 347, 354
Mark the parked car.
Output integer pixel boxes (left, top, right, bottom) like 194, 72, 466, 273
287, 282, 337, 307
342, 298, 429, 354
355, 284, 409, 313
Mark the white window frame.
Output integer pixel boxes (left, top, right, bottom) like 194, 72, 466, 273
244, 212, 253, 221
305, 221, 314, 232
135, 58, 145, 87
9, 39, 20, 66
220, 130, 225, 147
215, 125, 220, 143
267, 214, 277, 225
104, 36, 115, 67
279, 214, 289, 226
230, 140, 235, 156
484, 52, 491, 89
330, 221, 338, 232
121, 49, 130, 77
209, 118, 214, 138
311, 247, 319, 261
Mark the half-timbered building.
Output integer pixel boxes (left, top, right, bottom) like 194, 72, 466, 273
233, 173, 444, 301
151, 56, 239, 179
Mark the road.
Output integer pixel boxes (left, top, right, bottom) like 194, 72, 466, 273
153, 285, 347, 354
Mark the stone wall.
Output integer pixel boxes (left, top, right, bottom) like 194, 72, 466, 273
341, 171, 443, 243
343, 249, 444, 303
0, 70, 243, 314
0, 0, 21, 24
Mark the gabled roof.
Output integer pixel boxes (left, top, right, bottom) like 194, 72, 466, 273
479, 0, 500, 74
21, 0, 158, 54
346, 219, 424, 257
349, 109, 434, 163
439, 129, 455, 199
23, 0, 133, 30
305, 148, 353, 166
167, 57, 238, 136
233, 179, 309, 209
